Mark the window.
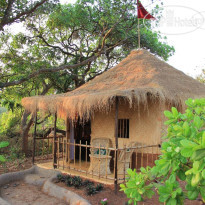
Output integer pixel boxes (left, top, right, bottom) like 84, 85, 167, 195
118, 119, 129, 138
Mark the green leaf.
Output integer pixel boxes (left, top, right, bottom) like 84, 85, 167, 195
159, 193, 170, 202
181, 148, 193, 157
194, 116, 202, 129
177, 170, 186, 181
202, 131, 205, 147
187, 190, 199, 200
0, 155, 6, 162
171, 107, 179, 118
183, 122, 190, 137
202, 170, 205, 179
164, 111, 173, 119
191, 148, 205, 161
191, 173, 201, 187
185, 184, 195, 191
180, 140, 197, 148
128, 199, 133, 204
167, 198, 177, 205
145, 189, 155, 199
169, 174, 176, 183
199, 186, 205, 201
0, 141, 9, 148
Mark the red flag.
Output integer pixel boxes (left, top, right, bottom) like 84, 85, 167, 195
137, 0, 155, 20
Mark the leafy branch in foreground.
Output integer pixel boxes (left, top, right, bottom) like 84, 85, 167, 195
120, 98, 205, 205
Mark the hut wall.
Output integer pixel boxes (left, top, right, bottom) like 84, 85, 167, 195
91, 100, 165, 154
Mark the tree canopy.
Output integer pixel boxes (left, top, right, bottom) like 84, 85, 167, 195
0, 0, 58, 30
0, 0, 175, 92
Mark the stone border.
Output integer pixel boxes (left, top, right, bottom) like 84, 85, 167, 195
43, 176, 91, 205
0, 166, 91, 205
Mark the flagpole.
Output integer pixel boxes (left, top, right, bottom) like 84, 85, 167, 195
137, 0, 140, 49
138, 17, 140, 49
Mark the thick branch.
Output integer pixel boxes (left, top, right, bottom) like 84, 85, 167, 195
0, 54, 98, 88
0, 0, 48, 30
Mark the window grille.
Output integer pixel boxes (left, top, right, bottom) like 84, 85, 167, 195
118, 119, 129, 138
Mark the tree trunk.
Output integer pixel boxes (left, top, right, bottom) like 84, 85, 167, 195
21, 111, 34, 156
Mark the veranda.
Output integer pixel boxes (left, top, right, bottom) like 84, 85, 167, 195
32, 131, 160, 185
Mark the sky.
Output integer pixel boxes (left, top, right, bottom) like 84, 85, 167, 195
60, 0, 205, 78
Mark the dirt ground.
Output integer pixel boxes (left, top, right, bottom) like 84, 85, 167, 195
1, 181, 68, 205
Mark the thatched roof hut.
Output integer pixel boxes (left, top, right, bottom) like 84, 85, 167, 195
22, 49, 205, 120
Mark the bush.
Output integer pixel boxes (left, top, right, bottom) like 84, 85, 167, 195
120, 98, 205, 205
57, 174, 67, 182
72, 176, 83, 189
86, 184, 96, 195
96, 183, 104, 192
83, 179, 94, 187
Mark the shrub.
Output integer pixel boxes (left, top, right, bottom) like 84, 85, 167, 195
57, 174, 68, 182
66, 176, 74, 187
72, 176, 83, 189
86, 184, 97, 195
120, 98, 205, 205
83, 179, 94, 187
96, 183, 104, 192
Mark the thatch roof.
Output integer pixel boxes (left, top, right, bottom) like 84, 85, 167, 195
22, 49, 205, 120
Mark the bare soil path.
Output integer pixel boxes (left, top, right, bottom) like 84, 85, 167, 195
1, 181, 68, 205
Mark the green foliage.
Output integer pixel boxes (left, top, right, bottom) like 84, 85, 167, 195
120, 167, 155, 205
0, 110, 21, 136
96, 183, 104, 192
86, 184, 97, 195
120, 98, 205, 204
57, 173, 104, 195
197, 69, 205, 85
0, 141, 9, 162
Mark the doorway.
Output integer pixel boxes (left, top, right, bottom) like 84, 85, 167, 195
74, 120, 91, 161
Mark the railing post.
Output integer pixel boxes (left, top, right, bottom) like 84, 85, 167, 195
114, 97, 119, 194
32, 111, 37, 165
66, 117, 69, 162
53, 112, 57, 169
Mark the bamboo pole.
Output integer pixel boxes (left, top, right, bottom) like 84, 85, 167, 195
80, 140, 82, 170
57, 137, 60, 168
63, 138, 65, 170
136, 145, 138, 171
47, 137, 49, 159
114, 97, 119, 194
42, 139, 44, 156
53, 113, 57, 169
66, 117, 69, 162
32, 111, 37, 165
98, 143, 101, 179
141, 146, 144, 168
105, 144, 108, 180
68, 139, 70, 170
152, 146, 154, 167
74, 139, 76, 168
86, 141, 88, 174
123, 144, 126, 182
